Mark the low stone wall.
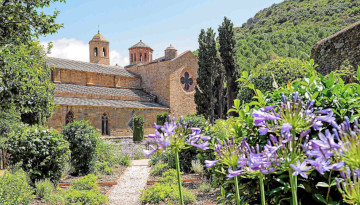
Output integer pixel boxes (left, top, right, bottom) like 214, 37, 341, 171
311, 21, 360, 75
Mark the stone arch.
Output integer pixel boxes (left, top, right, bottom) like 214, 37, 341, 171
101, 112, 110, 136
94, 47, 98, 57
65, 111, 74, 125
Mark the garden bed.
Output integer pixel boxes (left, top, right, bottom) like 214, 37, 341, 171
30, 164, 127, 204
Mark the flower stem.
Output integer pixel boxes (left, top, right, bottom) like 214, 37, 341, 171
289, 170, 298, 205
259, 175, 266, 205
175, 150, 184, 205
326, 170, 333, 204
234, 175, 241, 205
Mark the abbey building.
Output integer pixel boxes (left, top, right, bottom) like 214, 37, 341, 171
45, 32, 198, 136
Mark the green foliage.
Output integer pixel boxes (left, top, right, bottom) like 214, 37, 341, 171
151, 163, 170, 176
233, 0, 360, 76
0, 169, 34, 205
35, 179, 55, 200
90, 139, 120, 175
191, 160, 203, 176
62, 120, 99, 175
141, 169, 196, 204
238, 57, 308, 104
133, 115, 144, 142
61, 174, 108, 205
156, 112, 169, 125
219, 17, 238, 113
198, 181, 212, 193
118, 155, 131, 166
7, 125, 70, 182
149, 151, 176, 168
195, 28, 222, 122
71, 174, 98, 191
44, 193, 66, 205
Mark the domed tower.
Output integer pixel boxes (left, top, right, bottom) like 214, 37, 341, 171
164, 44, 178, 60
129, 40, 153, 65
89, 31, 109, 65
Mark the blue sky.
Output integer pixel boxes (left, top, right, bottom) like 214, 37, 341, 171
40, 0, 283, 66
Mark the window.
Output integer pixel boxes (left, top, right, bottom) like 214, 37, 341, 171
103, 48, 106, 57
131, 54, 133, 63
144, 53, 147, 61
140, 54, 143, 62
101, 113, 110, 135
94, 47, 98, 57
65, 111, 74, 125
134, 54, 136, 62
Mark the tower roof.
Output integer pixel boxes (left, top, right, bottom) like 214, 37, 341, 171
166, 44, 176, 50
129, 40, 151, 49
90, 31, 108, 42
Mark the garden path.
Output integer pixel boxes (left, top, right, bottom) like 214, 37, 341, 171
109, 159, 151, 205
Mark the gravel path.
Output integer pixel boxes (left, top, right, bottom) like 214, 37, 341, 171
109, 159, 151, 205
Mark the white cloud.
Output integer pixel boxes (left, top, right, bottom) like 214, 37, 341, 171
41, 38, 129, 66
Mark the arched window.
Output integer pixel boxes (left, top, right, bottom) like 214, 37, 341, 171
131, 54, 133, 63
101, 113, 110, 135
65, 111, 74, 125
103, 48, 106, 57
94, 47, 98, 57
140, 54, 143, 62
144, 53, 147, 61
134, 54, 136, 62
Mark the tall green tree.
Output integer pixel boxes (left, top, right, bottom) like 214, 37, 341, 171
0, 0, 64, 126
218, 17, 238, 115
195, 28, 220, 123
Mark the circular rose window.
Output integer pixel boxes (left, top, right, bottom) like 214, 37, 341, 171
180, 69, 194, 92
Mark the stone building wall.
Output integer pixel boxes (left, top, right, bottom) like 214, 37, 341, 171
169, 51, 198, 118
126, 62, 171, 106
46, 105, 169, 136
55, 91, 146, 101
53, 68, 141, 88
311, 21, 360, 75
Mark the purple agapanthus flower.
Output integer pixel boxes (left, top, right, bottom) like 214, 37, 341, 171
226, 167, 242, 180
205, 159, 220, 168
290, 160, 311, 179
281, 123, 292, 133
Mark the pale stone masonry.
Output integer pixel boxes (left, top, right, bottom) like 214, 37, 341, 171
45, 32, 198, 136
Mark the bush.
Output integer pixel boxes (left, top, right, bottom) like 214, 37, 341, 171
62, 174, 108, 205
151, 163, 170, 176
62, 121, 99, 175
141, 169, 195, 204
191, 160, 203, 175
90, 139, 120, 175
35, 179, 54, 200
238, 57, 308, 104
198, 181, 212, 193
45, 193, 65, 205
156, 112, 169, 125
71, 174, 98, 191
133, 115, 144, 142
0, 169, 34, 205
7, 125, 70, 182
118, 155, 131, 166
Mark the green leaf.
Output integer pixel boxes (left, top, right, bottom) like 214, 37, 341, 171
357, 66, 360, 80
314, 194, 327, 204
242, 71, 249, 79
316, 182, 329, 188
247, 83, 255, 90
234, 99, 240, 109
221, 187, 225, 197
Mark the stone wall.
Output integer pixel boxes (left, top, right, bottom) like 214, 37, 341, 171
126, 61, 171, 106
311, 21, 360, 75
55, 91, 146, 101
169, 51, 198, 118
53, 68, 141, 88
46, 105, 169, 136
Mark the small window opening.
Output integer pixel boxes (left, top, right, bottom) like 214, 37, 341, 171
103, 48, 106, 57
101, 113, 110, 135
94, 48, 98, 57
144, 53, 147, 61
140, 54, 143, 62
134, 54, 136, 62
131, 54, 133, 63
65, 111, 74, 125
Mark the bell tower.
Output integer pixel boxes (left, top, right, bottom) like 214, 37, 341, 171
89, 30, 110, 65
129, 40, 153, 65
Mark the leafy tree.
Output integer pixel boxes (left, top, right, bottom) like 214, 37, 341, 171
0, 0, 64, 126
218, 17, 238, 116
194, 28, 221, 123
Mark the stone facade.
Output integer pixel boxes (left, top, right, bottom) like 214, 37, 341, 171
45, 32, 198, 137
311, 21, 360, 75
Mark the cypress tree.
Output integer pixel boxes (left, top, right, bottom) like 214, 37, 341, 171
194, 28, 220, 123
218, 17, 238, 115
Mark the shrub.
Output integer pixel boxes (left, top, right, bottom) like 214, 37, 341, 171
45, 193, 65, 205
198, 181, 212, 192
35, 179, 55, 200
149, 151, 176, 168
118, 155, 131, 166
141, 169, 195, 204
151, 163, 170, 176
133, 115, 144, 142
238, 57, 308, 104
62, 121, 99, 175
62, 174, 108, 205
0, 169, 34, 205
90, 139, 119, 175
191, 160, 203, 175
156, 112, 169, 125
7, 125, 70, 182
71, 174, 98, 191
